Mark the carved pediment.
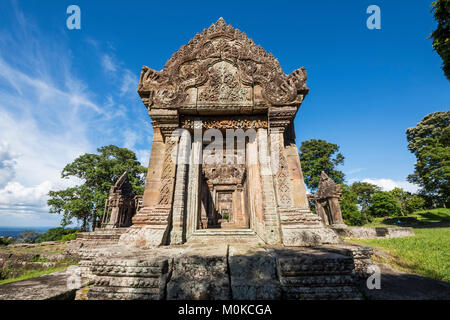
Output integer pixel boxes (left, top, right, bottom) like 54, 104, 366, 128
138, 18, 309, 112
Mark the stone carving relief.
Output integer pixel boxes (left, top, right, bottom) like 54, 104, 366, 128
180, 115, 268, 130
158, 139, 177, 206
275, 142, 292, 207
137, 18, 309, 110
203, 164, 246, 185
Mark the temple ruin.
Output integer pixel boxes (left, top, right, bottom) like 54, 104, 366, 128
309, 172, 346, 227
69, 19, 416, 301
116, 17, 339, 247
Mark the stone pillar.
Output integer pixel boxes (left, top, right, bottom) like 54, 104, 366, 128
185, 131, 202, 239
328, 197, 345, 226
257, 128, 281, 244
142, 127, 165, 207
170, 130, 191, 244
284, 142, 310, 209
315, 201, 329, 225
246, 134, 265, 238
119, 134, 179, 247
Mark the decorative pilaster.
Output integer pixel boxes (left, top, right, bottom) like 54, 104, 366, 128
257, 128, 282, 244
170, 130, 191, 244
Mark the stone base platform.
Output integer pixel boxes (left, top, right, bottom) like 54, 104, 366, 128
332, 226, 414, 239
77, 243, 374, 300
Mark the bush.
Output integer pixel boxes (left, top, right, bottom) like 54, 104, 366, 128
405, 195, 426, 214
17, 230, 41, 243
371, 191, 402, 217
0, 237, 13, 246
340, 184, 366, 226
38, 227, 80, 242
60, 232, 77, 241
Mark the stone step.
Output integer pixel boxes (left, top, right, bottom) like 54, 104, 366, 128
187, 229, 263, 244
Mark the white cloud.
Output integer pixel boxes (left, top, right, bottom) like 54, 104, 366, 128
101, 54, 117, 73
361, 178, 419, 193
135, 149, 150, 167
0, 3, 154, 227
120, 69, 138, 96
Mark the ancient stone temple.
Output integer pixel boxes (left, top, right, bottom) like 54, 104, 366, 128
118, 17, 339, 247
100, 172, 138, 229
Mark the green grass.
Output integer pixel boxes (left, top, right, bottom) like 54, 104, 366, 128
0, 242, 68, 255
364, 208, 450, 228
349, 209, 450, 282
0, 266, 69, 285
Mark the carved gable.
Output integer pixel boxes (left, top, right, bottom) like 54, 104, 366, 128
138, 18, 309, 115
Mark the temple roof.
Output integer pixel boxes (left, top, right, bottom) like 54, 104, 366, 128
137, 18, 309, 113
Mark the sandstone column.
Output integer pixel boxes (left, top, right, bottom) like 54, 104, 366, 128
170, 130, 191, 244
257, 128, 282, 244
185, 128, 202, 239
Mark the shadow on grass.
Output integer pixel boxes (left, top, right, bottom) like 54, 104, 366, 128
381, 211, 450, 229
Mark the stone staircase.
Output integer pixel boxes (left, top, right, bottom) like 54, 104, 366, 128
76, 228, 129, 247
186, 229, 263, 245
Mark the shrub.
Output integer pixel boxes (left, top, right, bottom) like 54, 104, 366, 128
61, 232, 77, 241
38, 227, 80, 242
0, 237, 13, 246
371, 191, 402, 217
17, 230, 41, 243
405, 195, 426, 214
340, 184, 366, 226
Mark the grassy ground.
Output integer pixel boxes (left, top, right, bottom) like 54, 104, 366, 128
0, 242, 68, 255
348, 208, 450, 282
0, 242, 76, 285
0, 266, 69, 285
364, 208, 450, 228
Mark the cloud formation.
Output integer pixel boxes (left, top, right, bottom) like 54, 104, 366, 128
0, 3, 151, 227
361, 178, 419, 193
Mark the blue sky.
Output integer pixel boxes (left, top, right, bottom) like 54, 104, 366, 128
0, 0, 448, 227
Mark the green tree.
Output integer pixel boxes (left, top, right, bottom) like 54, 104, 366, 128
340, 184, 365, 226
390, 187, 411, 216
370, 191, 402, 217
38, 227, 80, 242
17, 230, 41, 244
299, 139, 345, 191
350, 182, 381, 222
430, 0, 450, 80
47, 145, 147, 230
406, 111, 450, 207
405, 194, 426, 214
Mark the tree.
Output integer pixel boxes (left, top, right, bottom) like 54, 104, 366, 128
340, 184, 365, 226
406, 111, 450, 207
370, 191, 402, 217
405, 194, 426, 214
299, 139, 345, 191
390, 187, 411, 216
47, 145, 147, 230
17, 230, 41, 244
38, 227, 80, 242
430, 0, 450, 80
350, 182, 381, 222
48, 185, 94, 230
